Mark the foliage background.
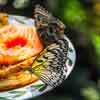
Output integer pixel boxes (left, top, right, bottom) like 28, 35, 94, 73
0, 0, 99, 100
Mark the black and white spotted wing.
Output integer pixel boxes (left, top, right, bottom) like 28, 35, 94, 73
31, 39, 69, 87
34, 5, 65, 32
33, 5, 66, 46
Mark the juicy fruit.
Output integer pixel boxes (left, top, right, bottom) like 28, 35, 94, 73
5, 37, 28, 48
0, 25, 43, 65
0, 24, 43, 78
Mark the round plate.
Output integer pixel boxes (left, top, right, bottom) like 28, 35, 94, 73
0, 15, 76, 100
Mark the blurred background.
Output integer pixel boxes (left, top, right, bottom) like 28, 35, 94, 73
0, 0, 100, 100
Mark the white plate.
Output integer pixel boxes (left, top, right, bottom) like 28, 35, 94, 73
0, 15, 76, 100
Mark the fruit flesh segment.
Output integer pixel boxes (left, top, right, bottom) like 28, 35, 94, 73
0, 25, 43, 65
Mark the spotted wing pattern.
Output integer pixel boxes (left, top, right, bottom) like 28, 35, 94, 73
34, 5, 65, 46
31, 39, 69, 87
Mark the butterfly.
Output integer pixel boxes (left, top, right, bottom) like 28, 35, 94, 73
28, 5, 73, 87
33, 5, 66, 46
30, 39, 69, 87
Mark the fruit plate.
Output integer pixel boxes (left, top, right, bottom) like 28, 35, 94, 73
0, 15, 76, 100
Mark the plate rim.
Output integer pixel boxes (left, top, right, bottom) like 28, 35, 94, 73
0, 15, 76, 99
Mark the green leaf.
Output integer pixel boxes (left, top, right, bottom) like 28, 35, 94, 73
38, 85, 47, 92
9, 91, 25, 98
9, 90, 25, 94
81, 87, 100, 100
91, 33, 100, 65
63, 0, 88, 32
32, 84, 45, 88
0, 97, 10, 100
13, 93, 25, 98
32, 84, 47, 92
